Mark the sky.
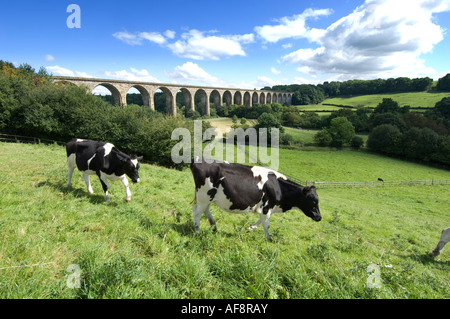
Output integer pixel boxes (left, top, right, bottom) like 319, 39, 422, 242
1, 0, 450, 95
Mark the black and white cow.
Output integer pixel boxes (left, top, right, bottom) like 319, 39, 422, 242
66, 138, 142, 202
190, 159, 321, 240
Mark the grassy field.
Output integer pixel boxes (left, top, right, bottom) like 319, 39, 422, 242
0, 141, 449, 299
320, 92, 450, 109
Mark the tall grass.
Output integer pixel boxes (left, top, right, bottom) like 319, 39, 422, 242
0, 142, 448, 299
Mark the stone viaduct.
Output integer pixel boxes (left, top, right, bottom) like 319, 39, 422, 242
53, 76, 293, 116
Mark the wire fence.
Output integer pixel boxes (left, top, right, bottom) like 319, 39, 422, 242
284, 175, 450, 189
2, 133, 449, 189
0, 133, 66, 146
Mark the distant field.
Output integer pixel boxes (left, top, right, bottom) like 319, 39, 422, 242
319, 92, 450, 109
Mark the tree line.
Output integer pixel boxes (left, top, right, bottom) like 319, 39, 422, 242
264, 74, 450, 105
0, 60, 209, 169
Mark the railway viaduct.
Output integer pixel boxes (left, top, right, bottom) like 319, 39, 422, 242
53, 76, 293, 116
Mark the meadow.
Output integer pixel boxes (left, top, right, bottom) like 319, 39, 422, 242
0, 141, 449, 299
320, 92, 450, 109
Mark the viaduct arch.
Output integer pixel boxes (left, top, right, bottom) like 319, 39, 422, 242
53, 76, 293, 116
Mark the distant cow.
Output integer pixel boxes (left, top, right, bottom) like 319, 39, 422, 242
430, 227, 450, 257
66, 138, 142, 202
190, 159, 321, 240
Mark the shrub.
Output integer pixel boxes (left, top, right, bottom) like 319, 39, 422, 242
367, 124, 401, 154
314, 128, 332, 146
351, 136, 364, 149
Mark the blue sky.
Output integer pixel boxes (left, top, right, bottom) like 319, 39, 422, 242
1, 0, 450, 94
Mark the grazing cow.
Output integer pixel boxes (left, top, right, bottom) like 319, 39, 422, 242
430, 227, 450, 257
66, 138, 142, 202
190, 159, 321, 240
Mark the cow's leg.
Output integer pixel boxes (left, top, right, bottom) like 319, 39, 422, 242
430, 228, 450, 256
193, 200, 209, 233
204, 206, 217, 231
83, 173, 94, 194
67, 154, 76, 188
119, 175, 132, 203
430, 240, 447, 256
97, 174, 110, 202
261, 210, 272, 240
248, 219, 262, 231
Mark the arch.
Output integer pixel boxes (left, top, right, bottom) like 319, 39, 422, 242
243, 92, 251, 107
234, 91, 242, 105
277, 93, 282, 104
252, 92, 259, 106
282, 93, 287, 105
223, 91, 232, 106
259, 92, 266, 105
127, 85, 150, 106
179, 88, 194, 115
195, 89, 209, 116
155, 86, 176, 115
210, 90, 221, 108
266, 93, 272, 104
272, 93, 277, 104
92, 83, 122, 105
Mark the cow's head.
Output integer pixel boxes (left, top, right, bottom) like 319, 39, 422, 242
297, 186, 321, 222
124, 155, 143, 183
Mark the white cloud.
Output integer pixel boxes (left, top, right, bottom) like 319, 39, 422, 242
254, 8, 333, 43
45, 54, 55, 62
113, 31, 143, 45
138, 32, 167, 45
164, 30, 176, 39
271, 67, 281, 75
281, 0, 450, 79
45, 65, 93, 78
282, 43, 293, 49
103, 68, 160, 82
166, 62, 223, 86
46, 65, 73, 76
113, 31, 168, 45
167, 29, 254, 60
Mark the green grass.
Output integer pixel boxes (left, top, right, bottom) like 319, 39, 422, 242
0, 142, 449, 299
320, 92, 450, 109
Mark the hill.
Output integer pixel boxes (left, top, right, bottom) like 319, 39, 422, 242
0, 142, 449, 299
318, 92, 450, 109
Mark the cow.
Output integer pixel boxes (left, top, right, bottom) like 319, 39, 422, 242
66, 138, 142, 202
430, 227, 450, 257
190, 159, 321, 240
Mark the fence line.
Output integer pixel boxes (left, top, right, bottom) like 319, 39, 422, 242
0, 133, 66, 146
2, 133, 449, 189
284, 174, 449, 189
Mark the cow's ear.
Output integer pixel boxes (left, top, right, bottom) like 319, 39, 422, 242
137, 156, 143, 161
303, 186, 310, 194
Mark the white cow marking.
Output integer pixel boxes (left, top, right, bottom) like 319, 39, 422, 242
103, 143, 114, 157
251, 166, 287, 190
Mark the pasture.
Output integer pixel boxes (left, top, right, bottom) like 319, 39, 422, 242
320, 92, 450, 109
0, 141, 449, 299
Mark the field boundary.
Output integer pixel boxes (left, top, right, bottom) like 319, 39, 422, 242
284, 175, 450, 189
2, 133, 449, 189
0, 133, 66, 146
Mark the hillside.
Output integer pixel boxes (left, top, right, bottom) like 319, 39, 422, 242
319, 92, 450, 109
0, 141, 448, 299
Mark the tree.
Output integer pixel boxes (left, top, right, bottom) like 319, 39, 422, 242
434, 97, 450, 120
328, 117, 355, 147
374, 98, 400, 114
314, 128, 332, 146
367, 124, 401, 154
436, 73, 450, 92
